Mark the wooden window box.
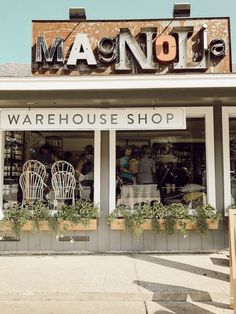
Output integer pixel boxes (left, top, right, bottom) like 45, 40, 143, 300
110, 218, 219, 230
0, 219, 97, 232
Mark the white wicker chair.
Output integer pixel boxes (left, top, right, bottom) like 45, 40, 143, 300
51, 171, 76, 206
51, 161, 75, 176
19, 171, 44, 207
23, 160, 47, 180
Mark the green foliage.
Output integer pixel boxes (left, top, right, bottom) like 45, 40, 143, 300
29, 202, 61, 233
58, 200, 99, 226
107, 203, 153, 239
30, 202, 52, 230
2, 200, 99, 237
178, 220, 189, 238
3, 204, 30, 238
108, 202, 221, 237
151, 218, 161, 234
191, 204, 221, 234
164, 203, 189, 235
164, 214, 177, 235
167, 203, 189, 220
152, 202, 166, 219
106, 204, 126, 224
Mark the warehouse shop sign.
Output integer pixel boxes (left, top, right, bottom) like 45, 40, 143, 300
32, 18, 231, 75
0, 108, 186, 131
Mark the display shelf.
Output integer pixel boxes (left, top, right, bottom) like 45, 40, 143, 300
4, 131, 24, 184
152, 141, 206, 185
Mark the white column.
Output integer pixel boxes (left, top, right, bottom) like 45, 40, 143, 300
205, 108, 216, 207
94, 130, 101, 208
109, 130, 116, 213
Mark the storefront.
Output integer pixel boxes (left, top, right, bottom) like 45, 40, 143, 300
0, 16, 235, 252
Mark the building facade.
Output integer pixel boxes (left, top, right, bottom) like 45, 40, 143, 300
0, 16, 236, 252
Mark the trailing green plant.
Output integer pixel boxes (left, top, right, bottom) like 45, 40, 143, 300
151, 218, 161, 234
191, 204, 221, 234
152, 202, 166, 219
151, 202, 166, 233
178, 220, 189, 238
3, 204, 30, 238
107, 204, 126, 224
165, 202, 190, 236
29, 201, 61, 233
58, 199, 99, 227
167, 202, 189, 220
1, 199, 99, 237
108, 201, 221, 237
107, 203, 153, 238
164, 214, 178, 235
30, 201, 51, 230
47, 214, 61, 232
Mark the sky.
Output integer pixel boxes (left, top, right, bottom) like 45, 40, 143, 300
0, 0, 235, 64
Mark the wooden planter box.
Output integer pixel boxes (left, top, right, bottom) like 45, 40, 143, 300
0, 219, 97, 232
110, 218, 219, 231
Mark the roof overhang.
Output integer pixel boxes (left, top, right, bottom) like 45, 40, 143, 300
0, 74, 236, 107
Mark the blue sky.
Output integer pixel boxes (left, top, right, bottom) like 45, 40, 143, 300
0, 0, 235, 64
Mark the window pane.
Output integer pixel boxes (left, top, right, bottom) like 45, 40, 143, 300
116, 118, 206, 209
229, 118, 236, 206
3, 131, 94, 208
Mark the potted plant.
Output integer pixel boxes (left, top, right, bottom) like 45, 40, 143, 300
0, 199, 99, 238
191, 204, 222, 234
58, 199, 99, 231
108, 202, 221, 238
153, 202, 190, 236
107, 203, 153, 238
0, 204, 30, 238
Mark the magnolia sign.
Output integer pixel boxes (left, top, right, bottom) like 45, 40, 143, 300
32, 19, 230, 75
0, 108, 186, 130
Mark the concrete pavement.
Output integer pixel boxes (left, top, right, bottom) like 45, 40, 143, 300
0, 252, 233, 313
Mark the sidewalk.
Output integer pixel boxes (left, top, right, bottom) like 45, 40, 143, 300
0, 252, 233, 313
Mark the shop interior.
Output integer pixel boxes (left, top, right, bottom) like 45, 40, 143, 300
229, 118, 236, 205
116, 118, 207, 209
3, 131, 94, 208
3, 118, 207, 209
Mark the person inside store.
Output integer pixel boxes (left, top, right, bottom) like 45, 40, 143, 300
119, 146, 133, 185
128, 147, 139, 184
116, 145, 124, 201
136, 145, 156, 185
35, 143, 58, 195
156, 162, 175, 204
118, 146, 135, 208
175, 166, 190, 190
36, 143, 58, 166
135, 146, 156, 203
76, 145, 94, 201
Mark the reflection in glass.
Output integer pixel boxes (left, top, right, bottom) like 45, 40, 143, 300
229, 118, 236, 205
3, 131, 94, 209
116, 118, 207, 210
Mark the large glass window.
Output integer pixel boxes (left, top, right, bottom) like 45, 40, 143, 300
115, 118, 207, 209
3, 131, 96, 208
229, 118, 236, 206
222, 109, 236, 212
